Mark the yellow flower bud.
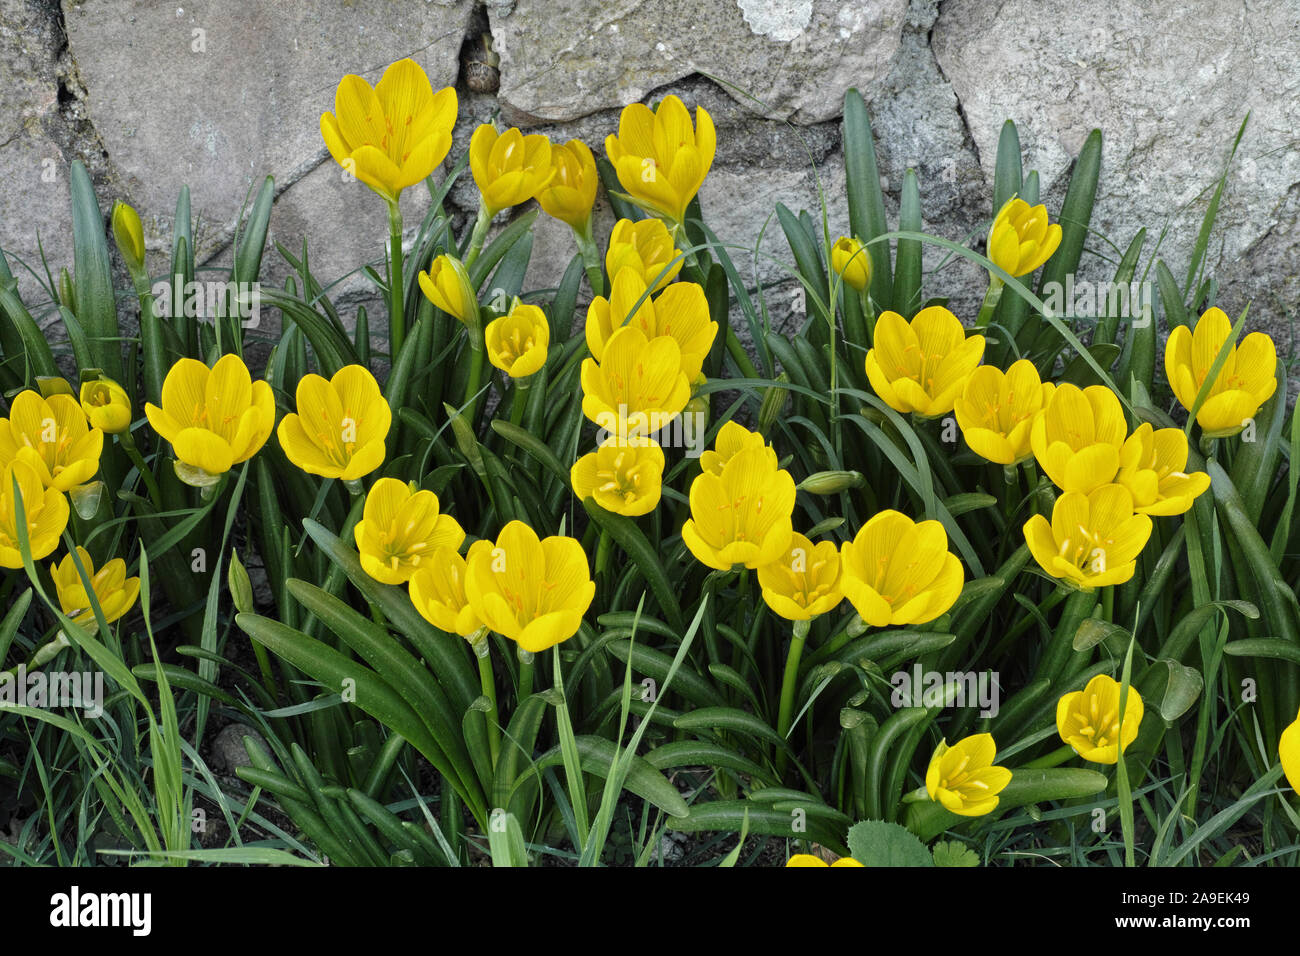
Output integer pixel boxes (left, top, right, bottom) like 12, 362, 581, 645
418, 254, 479, 328
79, 377, 132, 434
987, 197, 1061, 278
112, 200, 146, 274
830, 236, 871, 292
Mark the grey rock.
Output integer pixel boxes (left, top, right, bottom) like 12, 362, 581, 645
210, 723, 268, 774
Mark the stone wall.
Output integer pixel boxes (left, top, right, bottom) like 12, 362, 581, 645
2, 0, 1295, 385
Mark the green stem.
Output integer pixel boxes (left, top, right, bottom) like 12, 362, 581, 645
387, 200, 406, 360
575, 227, 605, 297
464, 198, 494, 270
118, 428, 165, 512
508, 379, 530, 427
594, 528, 612, 583
516, 648, 535, 703
856, 289, 876, 342
1022, 743, 1076, 769
974, 277, 1004, 331
463, 340, 487, 424
775, 621, 810, 776
474, 636, 500, 767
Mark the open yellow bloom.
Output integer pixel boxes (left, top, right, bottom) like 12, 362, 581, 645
865, 307, 985, 418
1116, 423, 1211, 516
682, 444, 795, 570
699, 421, 773, 476
465, 521, 595, 653
580, 326, 692, 437
1280, 707, 1300, 793
1024, 484, 1152, 589
925, 734, 1012, 817
79, 378, 132, 434
51, 546, 140, 628
320, 58, 457, 203
785, 854, 863, 867
1057, 674, 1143, 764
605, 218, 683, 292
987, 197, 1061, 278
840, 510, 964, 628
1165, 307, 1277, 437
417, 254, 478, 326
470, 125, 555, 216
605, 95, 715, 225
409, 547, 482, 639
0, 391, 102, 492
0, 460, 68, 567
831, 236, 871, 293
145, 355, 274, 480
757, 532, 843, 621
570, 437, 665, 517
486, 303, 549, 379
354, 478, 465, 585
954, 360, 1053, 466
538, 139, 597, 234
1030, 383, 1126, 493
585, 270, 717, 381
276, 364, 390, 481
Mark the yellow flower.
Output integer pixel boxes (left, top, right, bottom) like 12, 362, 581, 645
605, 218, 683, 292
757, 532, 843, 621
111, 200, 145, 273
79, 378, 132, 435
1029, 383, 1126, 494
585, 269, 717, 381
409, 547, 482, 639
537, 139, 598, 234
486, 303, 549, 379
1280, 707, 1300, 793
276, 364, 390, 481
831, 236, 871, 293
681, 444, 795, 570
580, 326, 692, 438
785, 854, 863, 867
145, 355, 274, 481
865, 307, 985, 418
353, 478, 465, 585
50, 546, 140, 627
925, 734, 1012, 817
954, 360, 1053, 466
465, 521, 595, 653
1024, 484, 1152, 589
320, 58, 457, 203
0, 460, 68, 567
1056, 674, 1144, 764
699, 421, 773, 476
470, 125, 555, 216
570, 437, 665, 517
605, 94, 715, 225
840, 510, 964, 628
0, 391, 103, 492
1165, 307, 1278, 437
987, 197, 1061, 278
1116, 423, 1211, 516
417, 254, 479, 326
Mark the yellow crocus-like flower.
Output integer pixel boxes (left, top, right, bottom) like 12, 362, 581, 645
537, 139, 598, 234
1056, 674, 1144, 764
79, 378, 132, 435
320, 58, 457, 204
605, 95, 715, 226
757, 532, 843, 621
1029, 383, 1126, 494
570, 437, 665, 517
1165, 306, 1278, 437
276, 364, 390, 481
417, 254, 479, 326
580, 326, 692, 437
353, 478, 465, 585
1280, 707, 1300, 793
486, 302, 550, 379
409, 547, 482, 639
1023, 484, 1152, 589
864, 307, 985, 418
585, 270, 717, 381
0, 460, 68, 567
681, 445, 796, 570
145, 355, 274, 481
605, 218, 683, 293
464, 521, 595, 653
830, 236, 871, 293
785, 854, 863, 867
0, 391, 103, 492
925, 734, 1012, 817
470, 125, 555, 216
699, 421, 773, 476
839, 510, 964, 628
987, 198, 1062, 278
50, 546, 140, 628
954, 360, 1053, 466
1116, 423, 1211, 516
111, 200, 146, 273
